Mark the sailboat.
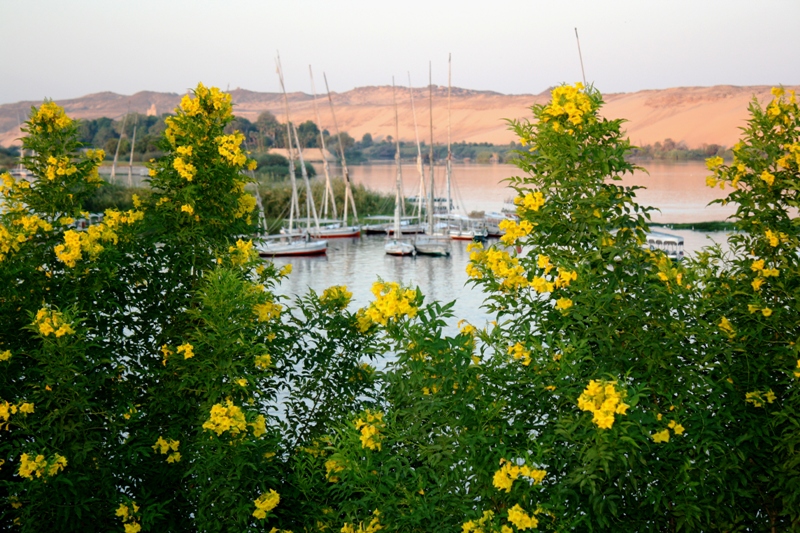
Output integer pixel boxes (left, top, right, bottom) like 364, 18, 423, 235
440, 54, 487, 242
255, 55, 327, 258
301, 73, 361, 239
413, 62, 451, 257
385, 79, 415, 257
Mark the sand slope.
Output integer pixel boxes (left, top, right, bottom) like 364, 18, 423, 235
1, 84, 794, 148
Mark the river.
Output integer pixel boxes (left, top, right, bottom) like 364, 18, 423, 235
272, 161, 732, 330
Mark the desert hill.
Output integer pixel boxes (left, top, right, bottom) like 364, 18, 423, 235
0, 84, 794, 149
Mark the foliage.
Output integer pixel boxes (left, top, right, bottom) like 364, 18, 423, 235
628, 138, 732, 161
2, 82, 798, 533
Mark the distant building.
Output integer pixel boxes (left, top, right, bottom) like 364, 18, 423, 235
269, 148, 335, 163
146, 103, 157, 117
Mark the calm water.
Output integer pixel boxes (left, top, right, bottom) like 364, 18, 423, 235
274, 161, 733, 330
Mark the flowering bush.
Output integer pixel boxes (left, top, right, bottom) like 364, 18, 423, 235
1, 82, 798, 532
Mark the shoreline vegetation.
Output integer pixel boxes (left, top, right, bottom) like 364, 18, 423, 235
0, 110, 732, 173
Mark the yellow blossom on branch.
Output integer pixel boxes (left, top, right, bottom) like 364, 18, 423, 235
354, 409, 385, 451
577, 379, 630, 429
33, 307, 75, 337
202, 399, 247, 436
493, 459, 546, 492
252, 489, 280, 520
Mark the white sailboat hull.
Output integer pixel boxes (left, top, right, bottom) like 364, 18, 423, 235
385, 239, 415, 256
255, 235, 328, 257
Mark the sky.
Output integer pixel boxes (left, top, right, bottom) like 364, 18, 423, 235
1, 0, 799, 105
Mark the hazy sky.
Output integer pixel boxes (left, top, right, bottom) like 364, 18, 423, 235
1, 0, 798, 105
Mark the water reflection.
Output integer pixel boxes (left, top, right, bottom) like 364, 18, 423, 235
319, 161, 733, 224
278, 162, 735, 331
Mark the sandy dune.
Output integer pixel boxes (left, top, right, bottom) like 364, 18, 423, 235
0, 84, 795, 149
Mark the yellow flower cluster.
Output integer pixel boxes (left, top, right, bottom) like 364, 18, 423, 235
651, 420, 685, 443
18, 452, 67, 479
499, 218, 533, 245
255, 354, 272, 370
234, 192, 257, 220
577, 380, 630, 429
44, 155, 77, 181
254, 301, 283, 322
33, 307, 75, 337
493, 459, 546, 492
0, 400, 34, 430
747, 304, 773, 317
29, 101, 72, 133
152, 436, 181, 463
541, 82, 594, 129
794, 359, 800, 379
252, 489, 280, 520
54, 209, 144, 267
764, 229, 787, 247
507, 504, 538, 530
173, 157, 196, 181
116, 501, 142, 533
514, 191, 546, 213
228, 239, 255, 266
363, 282, 418, 325
354, 410, 385, 451
202, 399, 247, 436
508, 342, 531, 366
216, 132, 248, 167
0, 349, 10, 361
325, 458, 346, 482
750, 258, 779, 292
181, 83, 233, 119
342, 510, 383, 533
320, 285, 353, 311
461, 510, 496, 533
467, 246, 528, 292
745, 389, 776, 408
176, 342, 194, 360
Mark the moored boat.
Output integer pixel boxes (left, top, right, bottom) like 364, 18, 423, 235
254, 233, 327, 257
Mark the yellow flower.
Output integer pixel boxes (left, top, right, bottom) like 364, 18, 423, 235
202, 399, 248, 436
577, 379, 629, 429
507, 504, 538, 530
508, 342, 531, 366
493, 459, 546, 492
706, 156, 724, 170
761, 308, 773, 317
0, 350, 11, 361
176, 342, 194, 359
652, 429, 670, 443
555, 297, 573, 311
718, 317, 735, 337
180, 204, 194, 215
354, 410, 385, 451
252, 489, 280, 520
255, 354, 272, 369
760, 170, 775, 186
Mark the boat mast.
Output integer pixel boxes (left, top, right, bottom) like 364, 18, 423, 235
244, 138, 268, 235
292, 122, 321, 233
392, 77, 403, 239
127, 115, 138, 187
276, 53, 301, 233
408, 73, 425, 221
427, 61, 435, 234
111, 109, 129, 183
446, 53, 452, 216
309, 66, 337, 219
324, 73, 358, 224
